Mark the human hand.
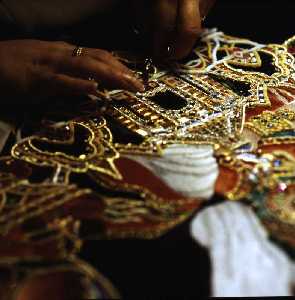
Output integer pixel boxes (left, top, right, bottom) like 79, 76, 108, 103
0, 40, 144, 103
132, 0, 216, 59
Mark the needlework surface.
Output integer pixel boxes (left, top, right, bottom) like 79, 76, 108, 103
1, 31, 295, 298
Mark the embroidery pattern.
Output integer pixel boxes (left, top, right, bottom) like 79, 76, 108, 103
1, 31, 295, 297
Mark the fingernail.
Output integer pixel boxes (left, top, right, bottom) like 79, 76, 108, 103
123, 74, 145, 92
153, 31, 173, 58
92, 81, 99, 89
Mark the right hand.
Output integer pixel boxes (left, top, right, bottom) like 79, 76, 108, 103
0, 40, 144, 103
131, 0, 216, 59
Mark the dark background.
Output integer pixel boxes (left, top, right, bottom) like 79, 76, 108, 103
71, 0, 295, 51
206, 0, 294, 44
2, 0, 294, 46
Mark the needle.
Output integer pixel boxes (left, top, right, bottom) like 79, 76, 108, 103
143, 57, 153, 87
132, 27, 154, 89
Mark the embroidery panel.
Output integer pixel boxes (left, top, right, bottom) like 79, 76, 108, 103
1, 31, 295, 297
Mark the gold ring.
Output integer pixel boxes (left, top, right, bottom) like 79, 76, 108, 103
72, 47, 84, 57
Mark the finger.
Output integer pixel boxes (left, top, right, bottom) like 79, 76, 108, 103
84, 48, 135, 75
47, 42, 139, 81
61, 56, 144, 92
52, 74, 99, 96
37, 72, 99, 97
171, 0, 202, 59
153, 0, 178, 58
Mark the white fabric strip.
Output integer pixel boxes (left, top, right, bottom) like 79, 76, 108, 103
126, 144, 218, 199
191, 202, 295, 296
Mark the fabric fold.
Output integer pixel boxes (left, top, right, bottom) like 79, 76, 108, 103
191, 202, 295, 296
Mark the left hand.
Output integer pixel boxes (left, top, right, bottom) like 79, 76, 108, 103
131, 0, 216, 59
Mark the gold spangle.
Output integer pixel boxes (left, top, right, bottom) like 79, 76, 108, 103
150, 115, 159, 121
143, 112, 152, 117
135, 129, 148, 137
137, 108, 146, 113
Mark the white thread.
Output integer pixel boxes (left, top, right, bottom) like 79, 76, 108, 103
173, 29, 265, 74
52, 165, 62, 184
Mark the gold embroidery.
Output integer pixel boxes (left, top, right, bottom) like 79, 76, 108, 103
246, 110, 295, 137
99, 33, 295, 157
1, 32, 295, 295
12, 117, 122, 180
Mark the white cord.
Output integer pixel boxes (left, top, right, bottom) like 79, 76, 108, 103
173, 29, 265, 74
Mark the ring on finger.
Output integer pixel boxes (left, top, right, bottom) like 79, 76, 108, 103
72, 46, 84, 57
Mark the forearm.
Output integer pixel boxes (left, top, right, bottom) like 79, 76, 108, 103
0, 0, 119, 32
